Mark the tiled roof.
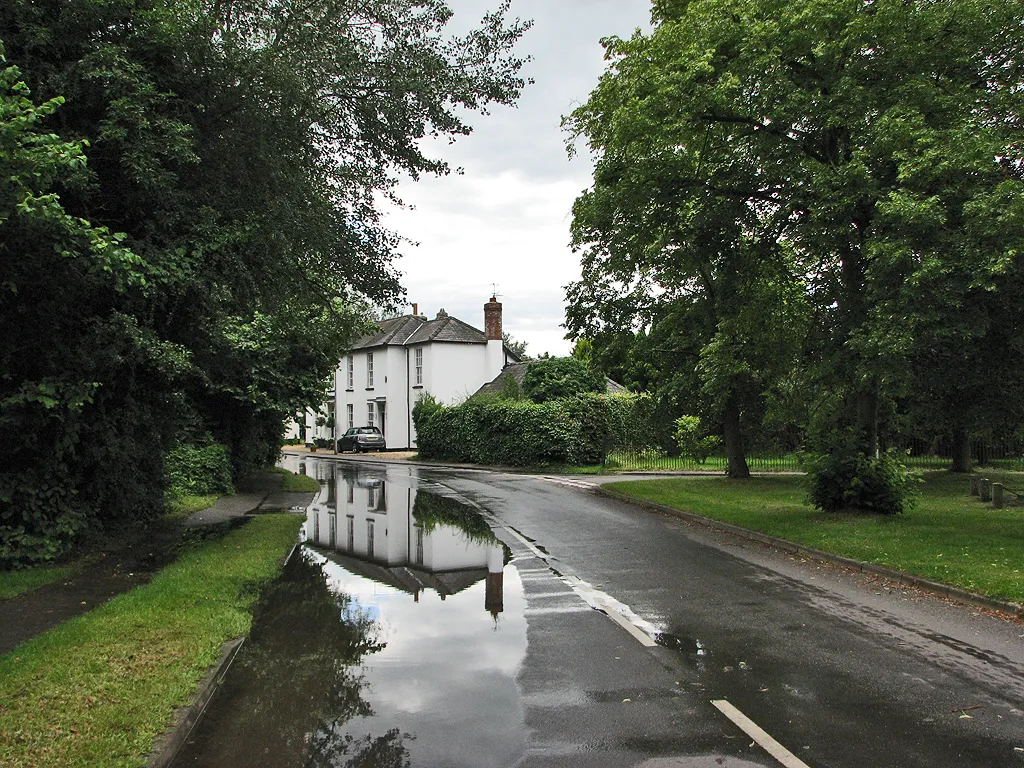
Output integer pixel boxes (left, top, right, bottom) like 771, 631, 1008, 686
350, 315, 426, 350
405, 315, 487, 345
349, 312, 488, 350
474, 361, 628, 396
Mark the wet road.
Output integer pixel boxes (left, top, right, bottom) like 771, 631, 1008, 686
175, 457, 1024, 768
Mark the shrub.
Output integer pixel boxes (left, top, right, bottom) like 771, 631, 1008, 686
522, 357, 606, 403
805, 431, 920, 515
499, 373, 524, 401
673, 415, 721, 464
415, 392, 648, 467
165, 443, 234, 497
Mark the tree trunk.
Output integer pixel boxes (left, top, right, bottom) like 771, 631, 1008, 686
854, 381, 879, 456
722, 394, 750, 479
950, 425, 971, 473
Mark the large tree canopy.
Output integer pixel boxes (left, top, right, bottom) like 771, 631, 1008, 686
565, 0, 1024, 487
0, 0, 530, 563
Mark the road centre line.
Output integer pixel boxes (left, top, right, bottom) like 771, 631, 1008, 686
711, 699, 812, 768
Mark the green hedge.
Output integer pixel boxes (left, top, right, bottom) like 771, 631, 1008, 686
414, 392, 648, 467
165, 443, 234, 497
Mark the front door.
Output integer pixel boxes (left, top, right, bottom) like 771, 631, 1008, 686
377, 402, 386, 436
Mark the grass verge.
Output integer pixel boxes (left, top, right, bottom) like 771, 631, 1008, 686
0, 565, 77, 600
0, 514, 302, 768
165, 493, 219, 520
270, 466, 321, 492
606, 470, 1024, 604
0, 496, 221, 601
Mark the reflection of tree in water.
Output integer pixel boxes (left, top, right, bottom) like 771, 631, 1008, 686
174, 551, 411, 768
307, 726, 411, 768
412, 491, 499, 545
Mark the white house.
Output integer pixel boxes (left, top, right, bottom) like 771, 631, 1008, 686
331, 296, 519, 450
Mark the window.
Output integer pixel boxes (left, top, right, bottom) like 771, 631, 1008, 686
367, 404, 375, 428
346, 404, 353, 429
346, 516, 354, 550
415, 347, 423, 385
346, 355, 354, 389
366, 352, 374, 387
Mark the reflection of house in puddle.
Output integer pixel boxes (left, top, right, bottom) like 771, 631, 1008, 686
305, 468, 504, 617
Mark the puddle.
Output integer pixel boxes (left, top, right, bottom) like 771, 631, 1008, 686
172, 461, 527, 768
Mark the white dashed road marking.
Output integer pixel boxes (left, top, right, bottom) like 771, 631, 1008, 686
711, 699, 812, 768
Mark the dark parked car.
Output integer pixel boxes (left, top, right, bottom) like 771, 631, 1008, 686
337, 426, 386, 453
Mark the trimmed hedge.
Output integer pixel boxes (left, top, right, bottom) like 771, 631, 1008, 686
414, 392, 648, 467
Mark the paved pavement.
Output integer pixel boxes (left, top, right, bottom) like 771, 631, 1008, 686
182, 471, 316, 526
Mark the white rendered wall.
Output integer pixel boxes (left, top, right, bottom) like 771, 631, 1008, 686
332, 341, 511, 450
427, 343, 489, 405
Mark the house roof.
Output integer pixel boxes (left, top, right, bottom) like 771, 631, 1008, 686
349, 310, 524, 366
316, 548, 487, 598
474, 361, 628, 397
349, 310, 490, 350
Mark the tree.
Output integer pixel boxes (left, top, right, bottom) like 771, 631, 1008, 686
521, 357, 606, 404
502, 331, 530, 360
566, 0, 1024, 497
0, 0, 531, 562
564, 2, 810, 478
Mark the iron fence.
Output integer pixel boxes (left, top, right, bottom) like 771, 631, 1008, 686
605, 438, 1024, 473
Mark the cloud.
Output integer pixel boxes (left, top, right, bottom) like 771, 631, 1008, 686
384, 0, 652, 356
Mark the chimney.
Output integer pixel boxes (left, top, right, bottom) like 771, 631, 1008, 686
484, 296, 502, 341
411, 302, 418, 316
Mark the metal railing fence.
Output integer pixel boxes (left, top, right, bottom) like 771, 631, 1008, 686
605, 438, 1024, 473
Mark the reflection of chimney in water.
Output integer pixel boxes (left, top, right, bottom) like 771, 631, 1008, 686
485, 546, 504, 619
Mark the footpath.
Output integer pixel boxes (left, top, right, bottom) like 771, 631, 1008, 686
0, 470, 316, 655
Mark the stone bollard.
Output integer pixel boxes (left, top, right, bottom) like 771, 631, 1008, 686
992, 483, 1004, 508
980, 478, 992, 502
970, 476, 980, 496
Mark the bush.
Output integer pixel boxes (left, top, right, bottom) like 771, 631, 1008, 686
522, 357, 606, 403
415, 392, 647, 467
673, 415, 721, 464
805, 431, 920, 515
165, 443, 234, 497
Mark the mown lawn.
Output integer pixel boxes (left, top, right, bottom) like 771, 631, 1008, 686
605, 470, 1024, 604
0, 514, 302, 768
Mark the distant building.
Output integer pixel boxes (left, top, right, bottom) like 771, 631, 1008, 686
292, 297, 521, 450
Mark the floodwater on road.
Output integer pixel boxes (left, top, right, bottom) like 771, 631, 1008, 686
171, 458, 528, 768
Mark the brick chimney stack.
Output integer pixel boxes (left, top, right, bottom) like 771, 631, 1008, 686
484, 296, 502, 341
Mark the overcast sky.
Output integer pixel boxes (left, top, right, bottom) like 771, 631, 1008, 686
384, 0, 652, 357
